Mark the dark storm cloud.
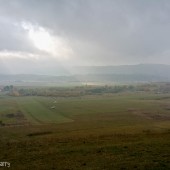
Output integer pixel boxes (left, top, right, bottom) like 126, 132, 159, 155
0, 0, 170, 65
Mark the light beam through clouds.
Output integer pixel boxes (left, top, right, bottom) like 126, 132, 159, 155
0, 0, 170, 74
21, 22, 73, 60
0, 50, 40, 60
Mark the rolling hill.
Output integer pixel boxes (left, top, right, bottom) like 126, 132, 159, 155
0, 64, 170, 84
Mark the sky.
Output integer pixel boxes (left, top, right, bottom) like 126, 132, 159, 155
0, 0, 170, 74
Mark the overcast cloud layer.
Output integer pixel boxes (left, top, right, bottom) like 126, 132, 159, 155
0, 0, 170, 74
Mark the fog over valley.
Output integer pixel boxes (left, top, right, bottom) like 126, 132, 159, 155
1, 2, 170, 170
0, 0, 170, 77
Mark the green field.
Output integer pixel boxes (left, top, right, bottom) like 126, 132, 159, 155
0, 90, 170, 169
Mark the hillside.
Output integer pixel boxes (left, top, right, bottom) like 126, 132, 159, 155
72, 64, 170, 76
0, 64, 170, 84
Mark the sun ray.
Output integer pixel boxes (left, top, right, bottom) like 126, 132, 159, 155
21, 22, 73, 59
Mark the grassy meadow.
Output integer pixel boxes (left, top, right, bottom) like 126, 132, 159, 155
0, 85, 170, 169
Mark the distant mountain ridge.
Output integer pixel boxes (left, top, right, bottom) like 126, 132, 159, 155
72, 64, 170, 77
0, 64, 170, 84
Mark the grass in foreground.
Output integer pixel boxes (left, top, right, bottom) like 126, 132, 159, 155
0, 125, 169, 170
0, 92, 170, 169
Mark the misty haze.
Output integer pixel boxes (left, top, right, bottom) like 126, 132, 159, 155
0, 1, 170, 170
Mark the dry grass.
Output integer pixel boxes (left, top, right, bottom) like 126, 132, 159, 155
0, 92, 170, 169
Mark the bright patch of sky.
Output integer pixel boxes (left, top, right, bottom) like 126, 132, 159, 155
21, 22, 73, 60
0, 0, 170, 74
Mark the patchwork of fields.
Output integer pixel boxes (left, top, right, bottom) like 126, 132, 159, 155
0, 93, 170, 130
0, 90, 170, 169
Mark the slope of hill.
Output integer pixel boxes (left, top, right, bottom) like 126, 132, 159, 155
72, 64, 170, 77
0, 64, 170, 84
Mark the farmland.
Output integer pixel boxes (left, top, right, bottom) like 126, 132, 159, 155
0, 84, 170, 169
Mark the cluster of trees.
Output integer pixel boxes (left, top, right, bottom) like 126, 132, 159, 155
157, 83, 170, 93
85, 85, 135, 94
2, 85, 14, 92
17, 84, 160, 97
2, 83, 169, 97
2, 85, 19, 96
18, 87, 83, 97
